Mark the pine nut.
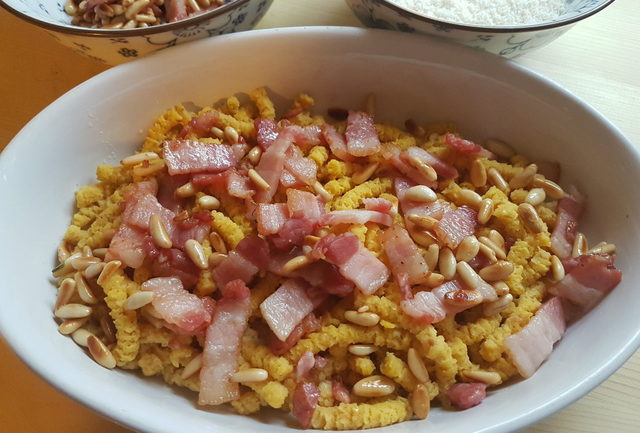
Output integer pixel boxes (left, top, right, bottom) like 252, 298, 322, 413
314, 181, 333, 201
246, 146, 262, 165
572, 232, 587, 258
470, 159, 487, 187
71, 328, 93, 347
487, 168, 510, 194
282, 255, 311, 274
492, 281, 510, 297
478, 261, 515, 281
185, 239, 208, 270
477, 198, 494, 224
458, 188, 482, 209
132, 159, 165, 177
55, 278, 77, 310
533, 177, 565, 200
550, 255, 565, 281
64, 0, 78, 15
407, 348, 429, 383
443, 288, 482, 308
231, 368, 268, 383
124, 291, 154, 310
53, 252, 80, 278
223, 126, 239, 143
353, 375, 395, 397
485, 139, 515, 160
404, 185, 437, 203
407, 213, 439, 230
410, 384, 430, 420
70, 256, 101, 271
102, 22, 124, 29
75, 272, 98, 304
211, 127, 224, 139
186, 0, 200, 11
248, 169, 270, 191
478, 236, 507, 260
120, 151, 158, 166
209, 232, 227, 254
357, 305, 370, 313
352, 163, 379, 185
587, 242, 616, 255
83, 262, 105, 279
425, 272, 445, 288
526, 188, 546, 206
208, 252, 228, 267
55, 303, 92, 319
87, 335, 117, 369
317, 228, 331, 238
149, 214, 172, 249
124, 0, 149, 19
92, 248, 108, 259
424, 244, 440, 271
82, 245, 93, 258
304, 235, 321, 246
175, 182, 196, 198
483, 294, 513, 316
438, 247, 456, 279
410, 229, 438, 248
408, 156, 438, 182
97, 260, 121, 286
509, 164, 538, 189
518, 203, 545, 234
462, 370, 502, 385
348, 344, 377, 356
455, 236, 479, 262
96, 306, 116, 345
344, 310, 380, 327
57, 241, 71, 263
58, 318, 88, 335
456, 261, 481, 290
180, 354, 203, 379
478, 242, 498, 263
135, 13, 157, 23
488, 230, 505, 250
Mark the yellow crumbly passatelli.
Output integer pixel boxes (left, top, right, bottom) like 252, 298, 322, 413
52, 87, 592, 430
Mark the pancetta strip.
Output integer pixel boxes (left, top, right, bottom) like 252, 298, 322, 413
199, 280, 250, 405
505, 297, 566, 378
260, 279, 317, 342
141, 277, 212, 335
382, 225, 429, 286
163, 139, 237, 175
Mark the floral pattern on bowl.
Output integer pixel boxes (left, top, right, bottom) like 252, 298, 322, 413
345, 0, 615, 58
0, 0, 273, 65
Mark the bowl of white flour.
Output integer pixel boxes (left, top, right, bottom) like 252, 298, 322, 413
345, 0, 615, 58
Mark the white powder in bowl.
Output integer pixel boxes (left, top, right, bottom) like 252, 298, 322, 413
388, 0, 567, 26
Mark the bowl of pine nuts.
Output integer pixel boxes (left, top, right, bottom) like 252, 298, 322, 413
0, 0, 273, 64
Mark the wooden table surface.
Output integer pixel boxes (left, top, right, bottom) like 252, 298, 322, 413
1, 0, 639, 432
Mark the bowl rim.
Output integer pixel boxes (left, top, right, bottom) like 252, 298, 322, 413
1, 25, 639, 433
369, 0, 616, 33
0, 0, 253, 36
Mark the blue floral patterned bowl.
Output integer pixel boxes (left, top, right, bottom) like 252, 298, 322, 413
0, 0, 273, 65
345, 0, 615, 58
